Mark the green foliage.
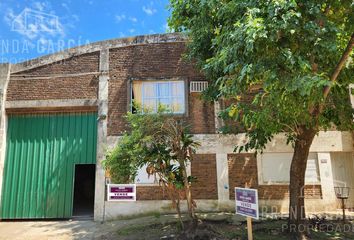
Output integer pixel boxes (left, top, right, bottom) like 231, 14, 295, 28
103, 109, 200, 225
102, 108, 199, 185
103, 110, 167, 183
169, 0, 354, 151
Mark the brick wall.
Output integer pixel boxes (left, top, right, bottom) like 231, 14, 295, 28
257, 185, 322, 200
7, 52, 100, 101
136, 154, 218, 201
136, 186, 169, 200
108, 42, 215, 136
187, 93, 215, 134
228, 153, 322, 200
191, 154, 218, 199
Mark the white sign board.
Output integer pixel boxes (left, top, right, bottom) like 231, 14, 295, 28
235, 187, 259, 220
107, 184, 136, 201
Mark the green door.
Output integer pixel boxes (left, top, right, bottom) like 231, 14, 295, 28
0, 112, 97, 219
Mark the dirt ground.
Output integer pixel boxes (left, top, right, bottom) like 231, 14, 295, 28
0, 219, 107, 240
113, 214, 354, 240
0, 213, 189, 240
1, 212, 354, 240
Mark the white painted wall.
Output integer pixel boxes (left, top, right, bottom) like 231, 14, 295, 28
193, 131, 353, 154
216, 154, 229, 202
349, 84, 354, 108
331, 152, 354, 208
135, 165, 158, 184
259, 153, 319, 184
317, 153, 337, 207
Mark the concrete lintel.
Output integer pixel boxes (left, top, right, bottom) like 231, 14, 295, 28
5, 99, 98, 109
193, 131, 354, 154
107, 131, 353, 154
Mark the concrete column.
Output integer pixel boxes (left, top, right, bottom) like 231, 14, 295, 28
216, 154, 229, 201
0, 63, 10, 207
317, 152, 337, 208
94, 49, 109, 221
214, 101, 224, 133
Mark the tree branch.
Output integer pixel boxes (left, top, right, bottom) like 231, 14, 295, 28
313, 33, 354, 115
323, 33, 354, 100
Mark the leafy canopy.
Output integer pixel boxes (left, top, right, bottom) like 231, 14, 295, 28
169, 0, 354, 151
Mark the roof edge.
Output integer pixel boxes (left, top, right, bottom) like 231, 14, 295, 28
10, 33, 187, 74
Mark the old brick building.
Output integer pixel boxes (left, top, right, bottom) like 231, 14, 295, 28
0, 33, 353, 220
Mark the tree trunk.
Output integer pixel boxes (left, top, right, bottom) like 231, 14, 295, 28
175, 194, 184, 229
288, 127, 316, 236
180, 160, 197, 222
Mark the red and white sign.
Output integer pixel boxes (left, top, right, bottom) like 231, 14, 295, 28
107, 184, 136, 201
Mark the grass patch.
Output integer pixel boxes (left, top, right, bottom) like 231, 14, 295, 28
109, 211, 163, 221
116, 222, 178, 240
117, 223, 159, 236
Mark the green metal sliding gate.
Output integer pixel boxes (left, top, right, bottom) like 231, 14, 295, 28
0, 112, 97, 219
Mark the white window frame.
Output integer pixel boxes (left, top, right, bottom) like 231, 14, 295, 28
131, 80, 186, 114
257, 152, 321, 185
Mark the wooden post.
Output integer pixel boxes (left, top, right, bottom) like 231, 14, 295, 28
245, 182, 253, 240
247, 217, 253, 240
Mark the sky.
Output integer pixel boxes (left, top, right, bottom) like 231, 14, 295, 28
0, 0, 171, 63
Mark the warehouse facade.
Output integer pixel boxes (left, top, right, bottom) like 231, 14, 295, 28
0, 33, 353, 221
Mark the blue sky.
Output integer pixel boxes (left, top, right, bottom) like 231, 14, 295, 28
0, 0, 171, 63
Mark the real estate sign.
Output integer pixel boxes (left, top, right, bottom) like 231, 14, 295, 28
107, 184, 136, 201
235, 187, 259, 219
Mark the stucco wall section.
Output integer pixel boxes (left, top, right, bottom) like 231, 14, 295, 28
194, 132, 354, 154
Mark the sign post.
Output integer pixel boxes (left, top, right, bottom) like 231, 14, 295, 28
235, 187, 259, 240
247, 217, 253, 240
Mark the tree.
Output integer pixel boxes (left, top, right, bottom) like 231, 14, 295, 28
103, 110, 200, 228
169, 0, 354, 236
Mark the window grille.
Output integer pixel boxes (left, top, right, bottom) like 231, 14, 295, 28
190, 81, 208, 92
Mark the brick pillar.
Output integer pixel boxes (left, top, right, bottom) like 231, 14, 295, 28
94, 49, 109, 221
